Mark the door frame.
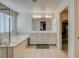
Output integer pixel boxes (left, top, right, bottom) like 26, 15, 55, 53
59, 7, 68, 50
57, 0, 76, 57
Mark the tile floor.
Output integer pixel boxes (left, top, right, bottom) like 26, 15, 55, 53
15, 46, 68, 58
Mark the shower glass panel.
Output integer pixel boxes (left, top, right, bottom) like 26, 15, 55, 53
0, 9, 11, 58
0, 9, 10, 45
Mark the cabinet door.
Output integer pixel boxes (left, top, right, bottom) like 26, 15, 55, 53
37, 33, 43, 44
33, 33, 38, 44
42, 33, 48, 44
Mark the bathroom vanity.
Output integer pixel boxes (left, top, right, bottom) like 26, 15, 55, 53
30, 31, 57, 45
31, 16, 57, 45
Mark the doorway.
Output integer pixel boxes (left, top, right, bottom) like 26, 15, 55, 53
60, 8, 68, 53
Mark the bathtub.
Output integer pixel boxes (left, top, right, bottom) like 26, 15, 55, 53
0, 35, 30, 58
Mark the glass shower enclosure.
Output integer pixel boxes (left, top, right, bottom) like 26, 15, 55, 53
0, 8, 11, 58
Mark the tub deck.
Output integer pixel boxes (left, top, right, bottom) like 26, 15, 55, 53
0, 35, 30, 58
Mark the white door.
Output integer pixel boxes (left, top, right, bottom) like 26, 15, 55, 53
76, 0, 79, 57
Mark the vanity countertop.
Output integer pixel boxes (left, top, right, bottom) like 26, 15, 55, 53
30, 31, 56, 33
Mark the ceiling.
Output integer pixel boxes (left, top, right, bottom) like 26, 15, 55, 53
0, 0, 63, 14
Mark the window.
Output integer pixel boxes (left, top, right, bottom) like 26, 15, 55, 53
10, 16, 14, 32
1, 13, 6, 32
5, 15, 9, 32
0, 12, 14, 33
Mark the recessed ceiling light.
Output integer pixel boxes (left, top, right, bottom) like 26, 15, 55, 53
32, 0, 38, 3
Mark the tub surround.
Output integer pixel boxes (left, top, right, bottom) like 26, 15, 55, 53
0, 35, 30, 47
0, 35, 30, 58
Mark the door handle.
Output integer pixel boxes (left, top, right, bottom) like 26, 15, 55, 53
77, 37, 79, 39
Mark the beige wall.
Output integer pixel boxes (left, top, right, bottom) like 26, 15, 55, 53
16, 13, 32, 35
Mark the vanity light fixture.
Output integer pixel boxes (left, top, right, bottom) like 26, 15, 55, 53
44, 15, 52, 18
32, 15, 37, 18
38, 15, 42, 18
32, 14, 52, 18
32, 15, 42, 18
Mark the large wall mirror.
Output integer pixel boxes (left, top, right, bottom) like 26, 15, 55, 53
32, 18, 52, 31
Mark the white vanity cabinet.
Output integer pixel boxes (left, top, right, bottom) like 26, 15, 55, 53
42, 33, 48, 44
37, 33, 43, 44
30, 31, 57, 45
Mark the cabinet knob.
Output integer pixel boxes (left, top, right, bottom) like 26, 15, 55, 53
77, 37, 79, 39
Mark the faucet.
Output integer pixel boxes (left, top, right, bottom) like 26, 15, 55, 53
0, 38, 3, 45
